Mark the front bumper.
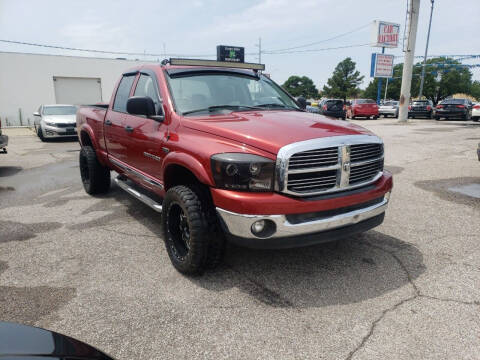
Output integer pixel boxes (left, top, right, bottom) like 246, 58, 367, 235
217, 194, 389, 248
42, 124, 77, 137
0, 134, 8, 149
379, 109, 397, 115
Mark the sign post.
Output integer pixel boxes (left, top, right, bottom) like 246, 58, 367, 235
370, 21, 400, 105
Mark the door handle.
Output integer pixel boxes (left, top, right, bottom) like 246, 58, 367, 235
105, 119, 112, 126
124, 126, 134, 133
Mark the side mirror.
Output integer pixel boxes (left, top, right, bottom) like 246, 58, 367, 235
126, 96, 164, 122
296, 96, 307, 110
33, 112, 40, 116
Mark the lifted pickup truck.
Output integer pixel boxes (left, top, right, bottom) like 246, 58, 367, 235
77, 58, 393, 274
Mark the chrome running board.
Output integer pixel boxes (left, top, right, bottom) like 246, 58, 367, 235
114, 176, 163, 213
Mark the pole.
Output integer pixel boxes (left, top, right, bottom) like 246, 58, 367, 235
258, 37, 261, 64
398, 0, 421, 123
418, 0, 434, 98
384, 77, 389, 102
376, 47, 385, 104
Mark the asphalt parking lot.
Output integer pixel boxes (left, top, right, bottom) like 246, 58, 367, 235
1, 119, 479, 360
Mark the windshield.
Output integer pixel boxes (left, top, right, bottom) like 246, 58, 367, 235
356, 99, 376, 104
43, 106, 77, 115
167, 72, 299, 115
412, 101, 429, 105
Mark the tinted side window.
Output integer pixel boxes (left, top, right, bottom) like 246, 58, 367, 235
113, 75, 135, 112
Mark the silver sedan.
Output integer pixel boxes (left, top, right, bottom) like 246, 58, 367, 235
33, 105, 78, 141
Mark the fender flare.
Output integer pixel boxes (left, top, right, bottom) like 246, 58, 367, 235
162, 152, 214, 187
79, 124, 108, 166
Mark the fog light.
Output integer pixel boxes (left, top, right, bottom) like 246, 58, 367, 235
251, 220, 265, 234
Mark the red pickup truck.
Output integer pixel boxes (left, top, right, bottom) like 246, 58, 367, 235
77, 59, 393, 274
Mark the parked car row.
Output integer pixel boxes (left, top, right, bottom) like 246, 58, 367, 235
33, 104, 78, 141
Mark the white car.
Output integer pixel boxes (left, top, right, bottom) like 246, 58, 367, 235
379, 101, 399, 118
472, 103, 480, 122
33, 105, 78, 141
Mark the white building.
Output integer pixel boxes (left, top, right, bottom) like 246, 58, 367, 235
0, 52, 155, 126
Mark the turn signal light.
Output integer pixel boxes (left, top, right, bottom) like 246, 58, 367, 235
436, 105, 443, 109
426, 106, 432, 110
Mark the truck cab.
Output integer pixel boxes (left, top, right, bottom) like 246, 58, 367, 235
76, 58, 393, 275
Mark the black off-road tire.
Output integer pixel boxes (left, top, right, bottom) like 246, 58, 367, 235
79, 146, 111, 195
162, 185, 225, 275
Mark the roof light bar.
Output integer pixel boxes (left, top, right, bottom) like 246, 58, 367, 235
168, 58, 265, 71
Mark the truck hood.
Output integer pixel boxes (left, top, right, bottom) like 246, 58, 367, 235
182, 110, 374, 154
42, 115, 76, 124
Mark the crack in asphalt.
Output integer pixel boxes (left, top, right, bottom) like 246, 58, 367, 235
345, 241, 479, 360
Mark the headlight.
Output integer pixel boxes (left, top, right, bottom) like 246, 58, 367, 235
211, 153, 275, 192
44, 121, 56, 126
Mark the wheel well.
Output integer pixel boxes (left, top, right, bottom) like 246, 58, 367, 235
80, 131, 93, 147
163, 164, 201, 191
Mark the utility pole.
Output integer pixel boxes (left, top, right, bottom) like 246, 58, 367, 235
398, 0, 421, 123
418, 0, 434, 99
255, 37, 262, 64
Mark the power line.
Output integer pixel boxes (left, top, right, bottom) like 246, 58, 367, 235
0, 38, 375, 58
263, 42, 373, 55
264, 22, 372, 53
0, 39, 244, 58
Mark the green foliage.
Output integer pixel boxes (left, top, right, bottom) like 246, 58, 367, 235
363, 57, 474, 104
322, 58, 364, 101
470, 81, 480, 101
282, 76, 319, 98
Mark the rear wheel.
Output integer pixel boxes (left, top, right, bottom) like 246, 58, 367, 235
435, 116, 441, 120
79, 146, 111, 194
373, 115, 379, 120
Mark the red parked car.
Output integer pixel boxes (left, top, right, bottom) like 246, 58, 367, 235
76, 59, 393, 274
346, 99, 379, 120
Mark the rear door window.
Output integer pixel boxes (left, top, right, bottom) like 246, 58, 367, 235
113, 75, 136, 112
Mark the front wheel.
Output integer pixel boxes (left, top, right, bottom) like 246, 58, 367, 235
79, 146, 111, 194
162, 185, 225, 275
37, 127, 46, 142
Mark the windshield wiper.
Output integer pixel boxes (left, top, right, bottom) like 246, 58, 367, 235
183, 105, 262, 115
256, 103, 300, 111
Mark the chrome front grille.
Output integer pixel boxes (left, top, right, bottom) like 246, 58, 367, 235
288, 147, 338, 170
276, 135, 384, 196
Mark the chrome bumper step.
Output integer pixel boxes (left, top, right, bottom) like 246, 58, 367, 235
114, 176, 163, 213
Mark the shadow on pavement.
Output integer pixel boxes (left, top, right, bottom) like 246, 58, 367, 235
0, 166, 22, 177
191, 231, 425, 308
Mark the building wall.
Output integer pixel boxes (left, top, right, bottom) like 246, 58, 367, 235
0, 52, 154, 126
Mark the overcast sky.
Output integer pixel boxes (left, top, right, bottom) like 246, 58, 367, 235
0, 0, 479, 89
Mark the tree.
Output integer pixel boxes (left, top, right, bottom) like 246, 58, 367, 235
323, 58, 364, 101
470, 81, 480, 101
282, 76, 318, 98
364, 57, 474, 104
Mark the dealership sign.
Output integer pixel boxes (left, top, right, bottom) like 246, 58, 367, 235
370, 53, 394, 78
371, 21, 400, 48
216, 45, 245, 63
